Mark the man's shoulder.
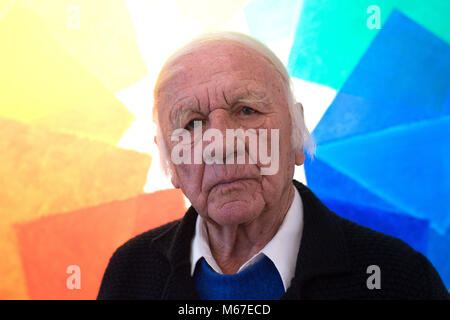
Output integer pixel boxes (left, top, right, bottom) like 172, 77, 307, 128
114, 218, 182, 258
332, 212, 449, 298
335, 211, 417, 259
97, 218, 183, 299
105, 218, 184, 280
295, 180, 436, 277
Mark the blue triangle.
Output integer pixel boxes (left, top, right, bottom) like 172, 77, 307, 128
312, 94, 441, 145
315, 116, 450, 234
444, 88, 450, 115
313, 10, 450, 145
305, 156, 401, 213
427, 228, 450, 289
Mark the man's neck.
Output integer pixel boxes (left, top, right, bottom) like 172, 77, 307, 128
204, 184, 295, 274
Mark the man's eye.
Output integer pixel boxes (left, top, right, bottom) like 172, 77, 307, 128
240, 106, 256, 115
185, 119, 203, 130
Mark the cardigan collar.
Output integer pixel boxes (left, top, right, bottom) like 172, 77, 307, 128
282, 180, 351, 299
154, 180, 351, 299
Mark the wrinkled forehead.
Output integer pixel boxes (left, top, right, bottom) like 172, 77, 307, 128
154, 41, 285, 110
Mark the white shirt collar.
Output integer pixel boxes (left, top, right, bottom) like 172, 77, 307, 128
190, 184, 304, 291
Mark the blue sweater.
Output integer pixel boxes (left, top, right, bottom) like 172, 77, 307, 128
193, 256, 285, 300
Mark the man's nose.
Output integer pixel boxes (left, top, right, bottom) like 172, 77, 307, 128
207, 110, 242, 163
208, 109, 239, 133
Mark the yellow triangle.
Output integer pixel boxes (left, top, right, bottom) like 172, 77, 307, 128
0, 6, 134, 145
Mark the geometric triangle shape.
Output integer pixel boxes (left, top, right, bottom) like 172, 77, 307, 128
14, 189, 186, 299
316, 116, 450, 234
427, 228, 450, 289
312, 94, 442, 145
311, 10, 450, 144
288, 0, 397, 89
0, 6, 134, 145
444, 88, 450, 115
0, 117, 152, 225
339, 10, 450, 112
19, 0, 148, 92
0, 117, 152, 299
304, 156, 401, 213
288, 1, 450, 89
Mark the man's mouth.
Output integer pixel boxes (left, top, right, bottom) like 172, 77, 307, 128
215, 178, 248, 187
212, 178, 256, 192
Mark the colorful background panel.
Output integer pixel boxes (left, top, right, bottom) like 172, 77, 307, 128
304, 10, 450, 286
1, 0, 448, 298
14, 189, 186, 299
0, 5, 136, 145
0, 117, 151, 298
14, 0, 148, 91
287, 0, 450, 89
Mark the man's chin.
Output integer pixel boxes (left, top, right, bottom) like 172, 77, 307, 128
207, 200, 264, 226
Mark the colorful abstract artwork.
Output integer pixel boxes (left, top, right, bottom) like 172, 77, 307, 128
0, 0, 448, 299
301, 7, 450, 287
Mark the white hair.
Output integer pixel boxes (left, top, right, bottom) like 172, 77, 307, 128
153, 31, 315, 178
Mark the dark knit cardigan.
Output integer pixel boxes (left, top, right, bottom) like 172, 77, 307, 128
98, 181, 449, 300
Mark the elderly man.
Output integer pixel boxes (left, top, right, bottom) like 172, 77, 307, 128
98, 32, 449, 300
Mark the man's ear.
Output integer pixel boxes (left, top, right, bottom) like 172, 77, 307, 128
294, 102, 306, 166
297, 102, 304, 114
171, 176, 180, 189
154, 133, 180, 189
295, 148, 305, 166
170, 165, 181, 189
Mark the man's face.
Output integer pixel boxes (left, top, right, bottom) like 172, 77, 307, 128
157, 42, 303, 226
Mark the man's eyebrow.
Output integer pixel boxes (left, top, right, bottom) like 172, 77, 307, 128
236, 95, 270, 106
227, 89, 271, 106
169, 96, 201, 128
